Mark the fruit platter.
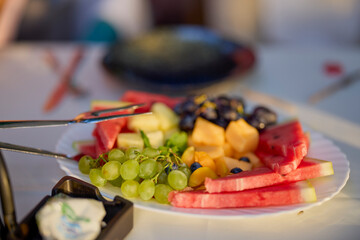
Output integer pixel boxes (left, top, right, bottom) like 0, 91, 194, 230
56, 90, 349, 218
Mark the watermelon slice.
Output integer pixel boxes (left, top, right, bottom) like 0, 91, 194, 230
255, 120, 309, 174
121, 90, 184, 113
89, 100, 131, 157
92, 128, 110, 157
204, 158, 334, 193
168, 181, 317, 208
95, 121, 122, 150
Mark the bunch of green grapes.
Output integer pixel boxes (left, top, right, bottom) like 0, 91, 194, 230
78, 145, 191, 204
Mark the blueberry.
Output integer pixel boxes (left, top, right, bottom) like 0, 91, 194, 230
230, 167, 243, 174
165, 163, 179, 174
190, 162, 202, 172
239, 157, 250, 163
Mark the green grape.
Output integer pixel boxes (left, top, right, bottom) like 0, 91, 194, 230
157, 171, 168, 184
120, 159, 139, 180
102, 161, 121, 180
154, 184, 173, 204
157, 162, 163, 173
167, 170, 187, 190
139, 159, 157, 179
138, 179, 155, 200
125, 147, 141, 160
109, 176, 124, 187
78, 155, 94, 174
142, 147, 160, 158
89, 168, 107, 187
179, 166, 191, 180
121, 180, 139, 198
108, 148, 126, 163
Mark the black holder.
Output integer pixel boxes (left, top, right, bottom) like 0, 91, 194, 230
0, 150, 133, 240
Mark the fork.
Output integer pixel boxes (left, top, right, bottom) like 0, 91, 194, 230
0, 103, 149, 129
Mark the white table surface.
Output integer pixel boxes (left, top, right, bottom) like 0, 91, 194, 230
0, 43, 359, 240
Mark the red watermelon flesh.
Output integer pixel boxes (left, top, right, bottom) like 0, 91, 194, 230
204, 158, 334, 193
257, 120, 309, 159
90, 106, 128, 127
78, 143, 97, 158
168, 181, 317, 209
255, 152, 304, 175
92, 128, 110, 158
120, 90, 184, 113
95, 121, 121, 150
255, 120, 309, 174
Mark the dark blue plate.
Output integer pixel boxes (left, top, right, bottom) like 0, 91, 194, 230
102, 25, 255, 90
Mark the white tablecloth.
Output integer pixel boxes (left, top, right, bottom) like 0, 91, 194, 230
0, 44, 359, 240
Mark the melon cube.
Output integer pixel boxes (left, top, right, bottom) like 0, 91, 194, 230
117, 133, 144, 150
195, 145, 224, 160
223, 156, 252, 171
151, 102, 179, 131
192, 118, 225, 146
223, 141, 234, 157
127, 113, 160, 132
225, 118, 259, 155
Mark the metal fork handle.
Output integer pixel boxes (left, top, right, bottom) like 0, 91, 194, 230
0, 112, 150, 129
0, 142, 72, 160
0, 120, 76, 129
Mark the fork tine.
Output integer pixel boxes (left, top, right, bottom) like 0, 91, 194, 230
78, 111, 151, 124
89, 103, 145, 116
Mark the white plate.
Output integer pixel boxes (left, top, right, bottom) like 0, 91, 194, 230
56, 123, 350, 219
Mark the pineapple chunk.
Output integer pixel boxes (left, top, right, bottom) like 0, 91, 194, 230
238, 152, 264, 168
151, 102, 179, 131
163, 127, 180, 141
192, 117, 225, 146
146, 130, 164, 148
225, 118, 259, 154
117, 133, 144, 150
127, 113, 160, 132
90, 100, 130, 109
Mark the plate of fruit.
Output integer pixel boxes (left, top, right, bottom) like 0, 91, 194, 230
56, 91, 350, 218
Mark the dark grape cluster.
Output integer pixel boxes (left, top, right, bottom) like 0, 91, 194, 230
174, 94, 246, 130
245, 106, 277, 131
174, 94, 277, 132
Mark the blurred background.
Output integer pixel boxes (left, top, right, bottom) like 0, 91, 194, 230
0, 0, 359, 47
